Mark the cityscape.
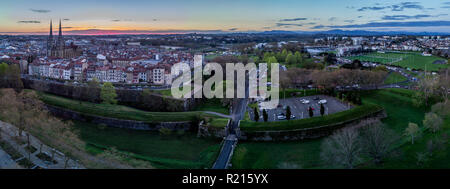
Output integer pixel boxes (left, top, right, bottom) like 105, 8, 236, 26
0, 0, 449, 184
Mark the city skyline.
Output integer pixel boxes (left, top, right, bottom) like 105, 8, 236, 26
1, 0, 450, 35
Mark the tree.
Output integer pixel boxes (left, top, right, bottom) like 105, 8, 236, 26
263, 109, 268, 122
320, 103, 325, 116
266, 56, 278, 73
86, 78, 100, 103
285, 53, 296, 65
405, 123, 420, 144
361, 123, 397, 164
294, 51, 303, 64
423, 112, 443, 133
253, 107, 259, 122
309, 107, 314, 118
417, 75, 438, 106
100, 82, 117, 104
286, 106, 291, 121
321, 128, 361, 169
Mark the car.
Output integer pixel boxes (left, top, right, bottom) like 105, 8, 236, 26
277, 115, 286, 120
313, 97, 320, 101
300, 99, 309, 104
290, 115, 296, 119
318, 100, 327, 104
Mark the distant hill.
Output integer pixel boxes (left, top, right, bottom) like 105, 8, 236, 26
257, 29, 450, 36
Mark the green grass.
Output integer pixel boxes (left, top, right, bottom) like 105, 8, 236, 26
193, 98, 229, 115
37, 92, 219, 123
360, 89, 450, 169
240, 103, 383, 132
231, 139, 324, 169
384, 72, 408, 85
209, 118, 229, 128
73, 121, 221, 169
348, 51, 448, 71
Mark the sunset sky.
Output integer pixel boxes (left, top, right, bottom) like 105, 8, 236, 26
1, 0, 450, 35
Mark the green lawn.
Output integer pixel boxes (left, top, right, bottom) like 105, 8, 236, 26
209, 118, 229, 128
193, 98, 229, 115
37, 92, 219, 122
360, 89, 450, 169
231, 140, 324, 169
348, 52, 448, 71
73, 121, 221, 169
384, 72, 408, 85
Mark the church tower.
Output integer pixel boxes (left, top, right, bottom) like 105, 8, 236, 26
57, 19, 64, 57
47, 20, 53, 57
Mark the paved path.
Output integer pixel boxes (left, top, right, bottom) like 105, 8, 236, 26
0, 121, 84, 169
203, 111, 232, 119
212, 73, 250, 169
0, 147, 20, 169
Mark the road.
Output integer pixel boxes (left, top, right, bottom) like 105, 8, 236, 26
212, 73, 250, 169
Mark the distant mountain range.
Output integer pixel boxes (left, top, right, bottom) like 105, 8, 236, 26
257, 29, 450, 36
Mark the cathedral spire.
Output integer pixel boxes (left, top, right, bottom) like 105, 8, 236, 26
58, 19, 62, 37
49, 20, 53, 38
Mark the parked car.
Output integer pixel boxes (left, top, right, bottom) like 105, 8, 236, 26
300, 99, 310, 104
277, 115, 286, 120
318, 99, 327, 104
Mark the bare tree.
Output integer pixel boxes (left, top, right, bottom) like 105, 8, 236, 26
321, 128, 361, 169
423, 112, 443, 133
417, 75, 438, 106
405, 123, 420, 144
361, 123, 398, 164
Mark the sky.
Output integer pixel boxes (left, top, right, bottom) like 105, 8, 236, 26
1, 0, 450, 35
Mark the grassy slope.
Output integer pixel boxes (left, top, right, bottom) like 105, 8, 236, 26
38, 92, 219, 122
361, 89, 450, 169
384, 72, 408, 85
74, 121, 221, 169
193, 98, 230, 115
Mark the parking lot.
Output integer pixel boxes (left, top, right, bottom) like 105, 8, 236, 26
248, 95, 352, 122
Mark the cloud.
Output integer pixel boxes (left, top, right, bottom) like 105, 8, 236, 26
391, 2, 424, 11
30, 8, 51, 13
344, 20, 355, 23
229, 28, 238, 31
328, 17, 337, 21
381, 14, 448, 20
63, 19, 70, 21
357, 6, 390, 11
442, 6, 450, 9
63, 29, 226, 35
17, 20, 41, 24
275, 23, 303, 27
357, 2, 425, 12
111, 19, 132, 22
279, 18, 307, 22
311, 25, 326, 29
311, 21, 450, 29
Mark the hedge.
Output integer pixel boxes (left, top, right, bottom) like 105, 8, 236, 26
240, 103, 384, 132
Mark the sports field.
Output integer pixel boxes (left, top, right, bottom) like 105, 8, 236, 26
348, 51, 448, 71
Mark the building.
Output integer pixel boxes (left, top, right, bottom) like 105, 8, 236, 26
47, 20, 82, 59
